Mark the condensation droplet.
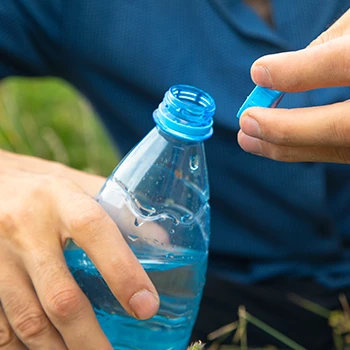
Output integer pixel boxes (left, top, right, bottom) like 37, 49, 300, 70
167, 215, 180, 226
181, 214, 193, 224
134, 218, 145, 227
153, 239, 159, 245
189, 155, 199, 171
139, 204, 156, 217
128, 234, 139, 242
166, 253, 175, 259
170, 229, 175, 234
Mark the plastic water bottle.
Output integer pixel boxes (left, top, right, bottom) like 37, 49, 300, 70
64, 84, 215, 350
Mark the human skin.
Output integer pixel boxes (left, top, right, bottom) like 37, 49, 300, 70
238, 9, 350, 163
0, 150, 159, 349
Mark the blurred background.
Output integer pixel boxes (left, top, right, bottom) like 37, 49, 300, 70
0, 77, 119, 177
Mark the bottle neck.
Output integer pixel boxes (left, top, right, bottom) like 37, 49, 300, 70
153, 85, 215, 142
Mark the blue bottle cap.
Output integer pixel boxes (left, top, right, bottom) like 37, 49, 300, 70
236, 86, 284, 119
153, 85, 215, 142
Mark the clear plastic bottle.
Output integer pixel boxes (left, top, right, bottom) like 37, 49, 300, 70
64, 84, 215, 350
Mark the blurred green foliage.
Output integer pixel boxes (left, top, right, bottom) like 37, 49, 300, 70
0, 78, 118, 176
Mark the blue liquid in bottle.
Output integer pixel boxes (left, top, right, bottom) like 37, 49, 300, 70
65, 85, 215, 349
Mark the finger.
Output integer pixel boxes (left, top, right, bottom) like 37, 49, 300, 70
22, 246, 112, 350
0, 258, 67, 349
309, 9, 350, 47
238, 130, 350, 163
250, 35, 350, 92
0, 304, 25, 349
0, 151, 106, 197
239, 101, 350, 148
59, 193, 159, 320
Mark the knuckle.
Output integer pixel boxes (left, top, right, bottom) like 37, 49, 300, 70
315, 31, 331, 46
0, 322, 14, 346
0, 211, 17, 238
311, 26, 340, 47
12, 311, 49, 342
267, 149, 283, 161
262, 111, 294, 146
46, 286, 85, 320
340, 45, 350, 80
29, 175, 54, 198
110, 258, 134, 285
69, 200, 110, 240
330, 109, 350, 145
264, 144, 291, 162
332, 148, 350, 164
321, 40, 350, 83
0, 177, 54, 241
270, 125, 293, 146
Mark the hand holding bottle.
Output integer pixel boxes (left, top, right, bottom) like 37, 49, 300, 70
64, 85, 215, 349
238, 9, 350, 163
0, 151, 159, 350
0, 84, 215, 350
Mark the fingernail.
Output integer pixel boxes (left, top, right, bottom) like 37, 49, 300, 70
240, 116, 262, 139
252, 65, 273, 88
129, 289, 160, 320
238, 132, 262, 155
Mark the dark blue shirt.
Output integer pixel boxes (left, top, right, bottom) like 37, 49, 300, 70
1, 0, 350, 288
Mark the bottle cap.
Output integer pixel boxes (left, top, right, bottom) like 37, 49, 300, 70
236, 86, 284, 119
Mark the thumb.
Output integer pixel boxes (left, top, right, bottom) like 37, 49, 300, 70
250, 9, 350, 92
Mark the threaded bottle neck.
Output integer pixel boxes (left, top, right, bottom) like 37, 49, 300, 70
153, 85, 215, 141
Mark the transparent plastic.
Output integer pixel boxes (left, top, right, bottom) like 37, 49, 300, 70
64, 85, 215, 350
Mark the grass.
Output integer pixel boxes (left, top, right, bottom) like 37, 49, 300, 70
188, 342, 205, 350
192, 296, 350, 350
0, 77, 118, 176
